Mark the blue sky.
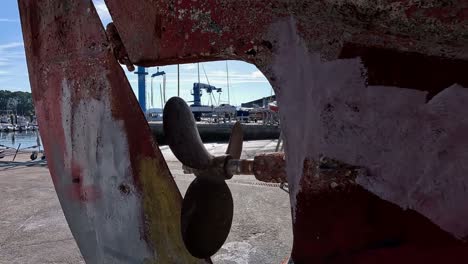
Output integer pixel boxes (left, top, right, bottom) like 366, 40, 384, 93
0, 0, 273, 107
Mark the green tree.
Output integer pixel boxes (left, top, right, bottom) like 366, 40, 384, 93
0, 90, 35, 116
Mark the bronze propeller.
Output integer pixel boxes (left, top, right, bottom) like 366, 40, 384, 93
163, 97, 243, 259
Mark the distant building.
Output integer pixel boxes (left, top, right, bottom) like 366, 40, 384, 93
241, 95, 276, 108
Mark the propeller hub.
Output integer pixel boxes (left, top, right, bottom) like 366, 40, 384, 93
190, 155, 234, 180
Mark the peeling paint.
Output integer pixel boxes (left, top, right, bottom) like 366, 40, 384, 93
267, 17, 468, 239
18, 0, 208, 263
18, 0, 468, 262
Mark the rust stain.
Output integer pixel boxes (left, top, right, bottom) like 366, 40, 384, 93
18, 0, 208, 262
105, 0, 467, 66
253, 152, 287, 183
292, 157, 468, 263
18, 0, 468, 262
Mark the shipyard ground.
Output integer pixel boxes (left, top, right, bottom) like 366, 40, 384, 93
0, 140, 292, 264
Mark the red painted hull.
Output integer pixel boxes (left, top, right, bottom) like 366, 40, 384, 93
18, 0, 207, 263
18, 0, 468, 263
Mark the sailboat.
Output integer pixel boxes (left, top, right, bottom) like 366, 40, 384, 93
212, 61, 237, 121
147, 67, 165, 121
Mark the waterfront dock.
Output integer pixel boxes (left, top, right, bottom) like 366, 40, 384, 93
149, 121, 280, 144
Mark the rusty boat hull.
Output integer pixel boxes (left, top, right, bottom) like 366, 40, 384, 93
18, 0, 468, 263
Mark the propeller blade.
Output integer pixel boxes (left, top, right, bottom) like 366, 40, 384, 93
163, 97, 213, 169
181, 178, 234, 258
225, 122, 243, 159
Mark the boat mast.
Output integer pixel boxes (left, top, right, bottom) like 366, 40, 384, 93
177, 64, 180, 97
226, 61, 230, 105
163, 73, 167, 105
197, 63, 200, 84
151, 77, 154, 108
159, 83, 164, 108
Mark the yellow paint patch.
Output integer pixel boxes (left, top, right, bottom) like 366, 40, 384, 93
138, 157, 206, 264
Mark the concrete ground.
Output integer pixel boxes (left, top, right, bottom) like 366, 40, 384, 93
0, 140, 292, 264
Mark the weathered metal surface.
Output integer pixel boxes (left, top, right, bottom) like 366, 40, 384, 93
184, 153, 287, 184
292, 158, 468, 263
253, 153, 287, 183
105, 0, 467, 66
270, 22, 468, 262
225, 159, 254, 177
18, 0, 468, 262
102, 0, 468, 262
106, 23, 134, 71
18, 1, 206, 263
